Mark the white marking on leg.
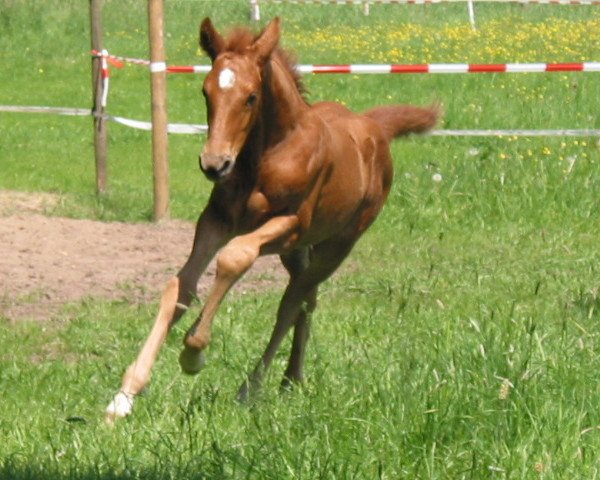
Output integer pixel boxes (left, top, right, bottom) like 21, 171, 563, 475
106, 391, 134, 421
218, 68, 236, 90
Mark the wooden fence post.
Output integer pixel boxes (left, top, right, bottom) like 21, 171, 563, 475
148, 0, 170, 221
89, 0, 108, 195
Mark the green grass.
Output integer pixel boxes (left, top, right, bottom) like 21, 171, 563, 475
1, 0, 598, 220
1, 228, 600, 478
1, 0, 600, 478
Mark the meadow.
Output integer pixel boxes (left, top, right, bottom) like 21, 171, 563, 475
1, 0, 600, 478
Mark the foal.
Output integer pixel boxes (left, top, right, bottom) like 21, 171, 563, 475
106, 17, 438, 421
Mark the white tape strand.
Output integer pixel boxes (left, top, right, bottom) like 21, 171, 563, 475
2, 105, 599, 137
107, 115, 208, 134
0, 105, 91, 116
430, 129, 600, 136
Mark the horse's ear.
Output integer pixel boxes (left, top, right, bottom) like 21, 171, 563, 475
252, 17, 281, 64
200, 17, 225, 62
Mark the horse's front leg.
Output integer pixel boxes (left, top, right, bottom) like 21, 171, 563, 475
179, 214, 299, 374
105, 205, 230, 423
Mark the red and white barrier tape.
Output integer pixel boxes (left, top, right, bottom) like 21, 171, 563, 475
92, 52, 600, 75
167, 65, 212, 74
249, 0, 599, 22
168, 62, 600, 74
297, 62, 600, 73
100, 49, 110, 108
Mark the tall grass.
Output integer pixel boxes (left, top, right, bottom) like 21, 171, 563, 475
1, 0, 600, 478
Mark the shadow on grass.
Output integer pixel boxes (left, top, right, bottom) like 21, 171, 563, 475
0, 440, 256, 480
0, 467, 211, 480
0, 462, 217, 480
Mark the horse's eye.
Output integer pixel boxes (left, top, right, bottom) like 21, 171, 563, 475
246, 93, 257, 107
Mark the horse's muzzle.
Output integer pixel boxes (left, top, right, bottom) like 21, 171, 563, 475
199, 153, 235, 182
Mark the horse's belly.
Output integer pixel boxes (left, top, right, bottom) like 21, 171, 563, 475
302, 125, 388, 244
298, 166, 374, 245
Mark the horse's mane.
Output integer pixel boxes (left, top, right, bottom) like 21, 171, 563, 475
222, 27, 307, 97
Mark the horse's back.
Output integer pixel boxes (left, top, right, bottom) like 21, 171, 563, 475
256, 102, 393, 245
319, 106, 394, 191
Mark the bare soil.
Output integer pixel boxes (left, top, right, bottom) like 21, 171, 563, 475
0, 191, 285, 322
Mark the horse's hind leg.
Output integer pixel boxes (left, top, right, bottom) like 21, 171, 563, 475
237, 238, 355, 401
278, 248, 316, 389
236, 277, 314, 401
281, 286, 317, 390
105, 207, 229, 423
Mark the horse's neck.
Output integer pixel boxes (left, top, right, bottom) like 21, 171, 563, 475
262, 56, 308, 146
235, 57, 307, 186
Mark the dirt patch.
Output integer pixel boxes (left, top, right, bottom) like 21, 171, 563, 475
0, 191, 286, 322
0, 190, 61, 216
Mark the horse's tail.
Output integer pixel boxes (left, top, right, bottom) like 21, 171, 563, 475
363, 103, 440, 141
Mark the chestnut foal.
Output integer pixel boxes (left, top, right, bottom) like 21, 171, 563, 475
106, 17, 438, 421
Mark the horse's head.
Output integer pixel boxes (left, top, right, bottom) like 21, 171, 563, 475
198, 17, 281, 182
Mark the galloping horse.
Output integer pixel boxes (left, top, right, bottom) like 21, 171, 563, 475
106, 17, 439, 421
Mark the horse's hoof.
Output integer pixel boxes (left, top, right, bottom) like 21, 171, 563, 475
179, 347, 206, 375
237, 378, 262, 404
105, 391, 134, 424
236, 382, 250, 403
279, 377, 295, 392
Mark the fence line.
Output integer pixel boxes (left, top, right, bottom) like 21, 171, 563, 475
3, 105, 599, 137
170, 62, 600, 74
250, 0, 600, 4
0, 105, 91, 116
93, 51, 600, 75
249, 0, 600, 22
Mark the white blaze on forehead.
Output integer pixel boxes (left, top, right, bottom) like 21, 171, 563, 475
218, 68, 236, 90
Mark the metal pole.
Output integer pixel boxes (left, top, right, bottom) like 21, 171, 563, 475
468, 0, 476, 29
90, 0, 108, 195
148, 0, 170, 221
363, 1, 370, 16
250, 0, 261, 21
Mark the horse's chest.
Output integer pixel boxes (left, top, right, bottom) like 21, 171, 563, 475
257, 160, 313, 207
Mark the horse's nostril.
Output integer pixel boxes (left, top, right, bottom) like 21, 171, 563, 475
220, 159, 231, 172
199, 154, 234, 182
